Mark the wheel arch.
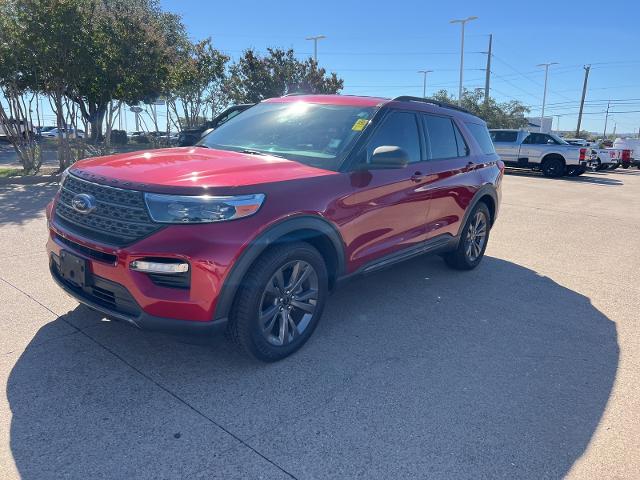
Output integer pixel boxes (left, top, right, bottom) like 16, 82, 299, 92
213, 215, 346, 322
541, 152, 566, 165
455, 185, 499, 239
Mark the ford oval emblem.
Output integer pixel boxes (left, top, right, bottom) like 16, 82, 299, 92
71, 193, 97, 214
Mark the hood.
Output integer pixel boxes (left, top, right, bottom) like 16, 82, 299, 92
70, 147, 336, 189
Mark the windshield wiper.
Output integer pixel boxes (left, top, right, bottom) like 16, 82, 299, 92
239, 149, 286, 159
195, 144, 210, 148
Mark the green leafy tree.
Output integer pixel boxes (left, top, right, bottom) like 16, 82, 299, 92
432, 88, 530, 129
0, 0, 94, 169
70, 0, 185, 141
0, 1, 42, 172
225, 48, 344, 104
167, 38, 230, 130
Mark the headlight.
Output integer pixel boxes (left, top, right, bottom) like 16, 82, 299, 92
144, 193, 265, 223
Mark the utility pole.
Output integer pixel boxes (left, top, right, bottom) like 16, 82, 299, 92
417, 70, 433, 98
484, 33, 493, 107
612, 123, 616, 137
537, 62, 558, 132
575, 64, 590, 136
450, 16, 478, 106
555, 115, 561, 134
603, 100, 610, 139
305, 35, 326, 63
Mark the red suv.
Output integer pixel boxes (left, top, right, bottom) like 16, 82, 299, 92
46, 94, 503, 361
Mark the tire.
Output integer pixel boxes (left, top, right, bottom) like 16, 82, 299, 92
622, 164, 629, 169
542, 157, 565, 178
595, 160, 605, 171
227, 242, 328, 362
610, 164, 619, 170
444, 202, 491, 271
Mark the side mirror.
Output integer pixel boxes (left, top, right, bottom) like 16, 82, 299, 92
370, 146, 410, 168
547, 139, 555, 144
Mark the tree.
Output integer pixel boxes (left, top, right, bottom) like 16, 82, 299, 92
70, 0, 185, 142
0, 1, 41, 173
225, 48, 344, 104
167, 38, 229, 130
431, 89, 530, 129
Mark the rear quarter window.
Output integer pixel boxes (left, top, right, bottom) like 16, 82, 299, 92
490, 130, 518, 143
467, 123, 496, 155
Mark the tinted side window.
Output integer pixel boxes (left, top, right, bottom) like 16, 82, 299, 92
423, 114, 459, 159
490, 131, 518, 142
523, 133, 547, 144
366, 112, 421, 163
454, 123, 469, 157
466, 123, 496, 154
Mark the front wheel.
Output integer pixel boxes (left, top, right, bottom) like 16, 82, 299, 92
542, 157, 565, 178
444, 203, 491, 270
227, 242, 328, 362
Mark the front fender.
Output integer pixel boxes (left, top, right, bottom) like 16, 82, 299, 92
213, 215, 345, 322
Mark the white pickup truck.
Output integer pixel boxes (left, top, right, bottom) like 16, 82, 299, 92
563, 138, 623, 171
489, 129, 589, 177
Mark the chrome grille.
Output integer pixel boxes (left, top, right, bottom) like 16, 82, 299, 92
54, 174, 161, 246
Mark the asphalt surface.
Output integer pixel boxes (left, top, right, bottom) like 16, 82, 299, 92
0, 168, 639, 479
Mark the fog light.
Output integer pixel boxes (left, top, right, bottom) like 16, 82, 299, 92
130, 260, 189, 274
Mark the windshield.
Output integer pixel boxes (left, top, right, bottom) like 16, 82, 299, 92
198, 102, 377, 170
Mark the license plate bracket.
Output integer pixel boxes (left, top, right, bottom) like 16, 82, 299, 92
59, 250, 90, 288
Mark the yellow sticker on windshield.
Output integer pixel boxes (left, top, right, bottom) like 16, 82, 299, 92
352, 119, 369, 131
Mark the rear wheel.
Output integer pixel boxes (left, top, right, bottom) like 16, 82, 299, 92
542, 157, 565, 178
444, 203, 491, 270
227, 242, 328, 362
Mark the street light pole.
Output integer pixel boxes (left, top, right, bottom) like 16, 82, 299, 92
305, 35, 326, 63
536, 62, 558, 132
417, 70, 433, 98
450, 16, 478, 106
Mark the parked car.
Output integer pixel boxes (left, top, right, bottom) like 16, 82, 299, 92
0, 118, 35, 139
177, 104, 254, 146
37, 126, 57, 136
129, 131, 150, 143
41, 127, 85, 139
46, 94, 503, 361
489, 129, 588, 177
613, 138, 640, 169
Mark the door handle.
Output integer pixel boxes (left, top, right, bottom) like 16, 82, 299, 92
466, 161, 475, 170
410, 171, 425, 182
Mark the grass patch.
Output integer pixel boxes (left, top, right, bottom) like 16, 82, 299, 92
0, 167, 22, 178
0, 166, 59, 178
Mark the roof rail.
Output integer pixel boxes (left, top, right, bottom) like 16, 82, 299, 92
391, 96, 473, 115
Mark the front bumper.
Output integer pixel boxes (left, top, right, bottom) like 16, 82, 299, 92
49, 250, 228, 335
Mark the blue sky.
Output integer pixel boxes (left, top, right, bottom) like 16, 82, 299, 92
160, 0, 640, 135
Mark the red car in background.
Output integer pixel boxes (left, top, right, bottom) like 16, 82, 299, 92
46, 94, 503, 361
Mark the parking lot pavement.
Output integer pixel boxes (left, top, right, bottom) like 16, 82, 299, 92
1, 169, 639, 479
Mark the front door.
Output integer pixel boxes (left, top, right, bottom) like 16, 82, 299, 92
342, 110, 431, 269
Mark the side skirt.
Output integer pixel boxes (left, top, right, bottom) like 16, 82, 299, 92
335, 234, 457, 287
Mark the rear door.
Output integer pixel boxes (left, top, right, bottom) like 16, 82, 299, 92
421, 114, 480, 240
520, 132, 550, 163
343, 110, 432, 268
490, 130, 520, 164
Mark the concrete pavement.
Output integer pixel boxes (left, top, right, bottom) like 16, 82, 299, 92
0, 169, 639, 479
